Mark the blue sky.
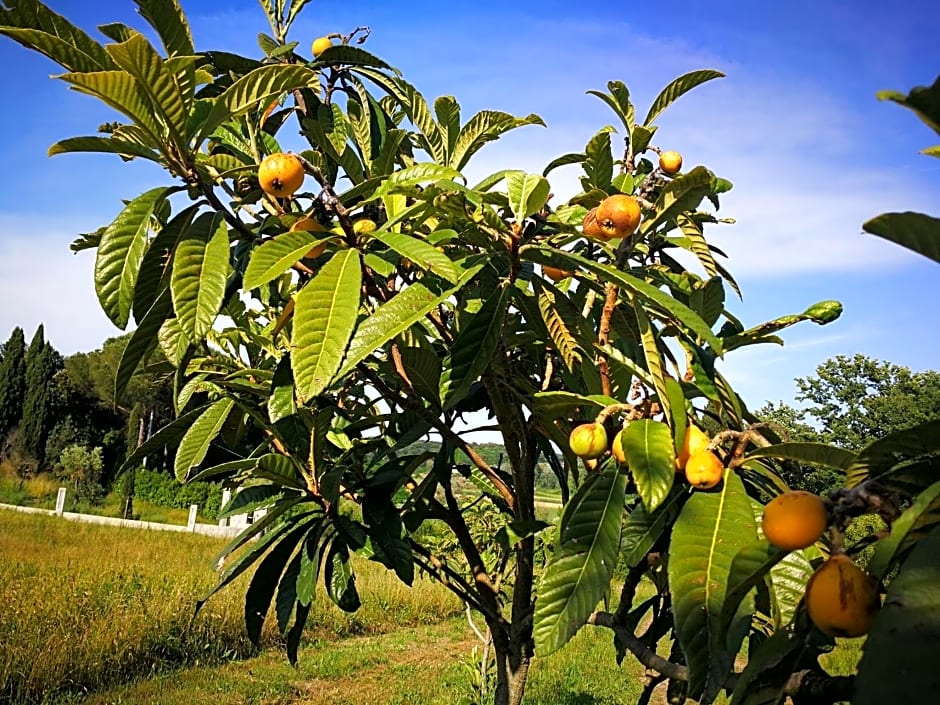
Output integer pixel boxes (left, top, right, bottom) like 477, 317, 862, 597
0, 0, 938, 412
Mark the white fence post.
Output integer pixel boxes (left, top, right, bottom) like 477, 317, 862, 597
187, 504, 198, 531
219, 488, 232, 527
55, 487, 67, 516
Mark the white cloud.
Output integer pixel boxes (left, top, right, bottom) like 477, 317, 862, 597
0, 218, 120, 354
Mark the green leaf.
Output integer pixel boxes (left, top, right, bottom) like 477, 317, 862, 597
440, 287, 509, 409
505, 171, 551, 222
450, 109, 545, 171
587, 80, 634, 133
58, 69, 164, 142
434, 95, 460, 156
243, 230, 328, 290
199, 64, 321, 140
582, 129, 614, 191
533, 468, 629, 656
292, 250, 362, 402
643, 69, 725, 125
876, 76, 940, 136
114, 287, 172, 402
768, 545, 814, 628
845, 419, 940, 488
745, 442, 855, 472
0, 1, 113, 71
718, 539, 786, 640
542, 152, 585, 176
336, 265, 482, 378
622, 420, 675, 512
669, 470, 758, 701
315, 44, 396, 72
135, 204, 198, 320
244, 522, 310, 645
158, 316, 190, 368
105, 32, 187, 143
639, 166, 715, 237
863, 211, 940, 265
868, 479, 940, 582
119, 403, 208, 473
174, 398, 235, 480
95, 186, 168, 329
620, 489, 684, 568
633, 301, 672, 423
854, 526, 940, 705
47, 135, 160, 161
522, 245, 723, 353
134, 0, 193, 56
368, 230, 460, 283
535, 282, 587, 373
369, 162, 463, 200
325, 538, 361, 612
171, 212, 230, 341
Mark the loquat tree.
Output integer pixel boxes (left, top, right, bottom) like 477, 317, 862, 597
2, 2, 938, 704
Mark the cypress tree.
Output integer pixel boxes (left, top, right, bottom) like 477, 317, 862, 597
0, 327, 27, 439
20, 328, 63, 467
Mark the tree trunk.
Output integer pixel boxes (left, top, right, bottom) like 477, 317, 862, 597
493, 635, 531, 705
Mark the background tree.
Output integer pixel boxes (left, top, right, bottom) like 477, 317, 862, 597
0, 326, 27, 440
20, 328, 62, 467
757, 354, 940, 494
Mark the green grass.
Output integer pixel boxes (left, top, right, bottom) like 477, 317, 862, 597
0, 510, 460, 705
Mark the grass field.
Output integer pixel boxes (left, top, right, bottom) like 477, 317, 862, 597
0, 511, 459, 705
0, 508, 864, 705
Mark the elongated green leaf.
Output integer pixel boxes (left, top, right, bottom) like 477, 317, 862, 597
186, 457, 258, 483
58, 70, 163, 141
533, 468, 629, 655
369, 230, 460, 283
95, 186, 168, 329
254, 453, 308, 492
536, 282, 586, 373
532, 391, 619, 425
0, 0, 115, 70
639, 166, 715, 236
845, 419, 940, 488
174, 398, 235, 480
325, 538, 361, 612
854, 526, 940, 705
336, 265, 482, 378
718, 539, 786, 639
542, 151, 585, 176
292, 250, 362, 402
582, 129, 613, 191
119, 403, 209, 473
669, 470, 758, 701
244, 522, 310, 645
369, 162, 463, 200
450, 109, 545, 170
440, 287, 509, 409
114, 287, 172, 402
729, 628, 804, 705
876, 76, 940, 136
0, 24, 107, 72
768, 545, 814, 628
434, 94, 460, 155
643, 69, 725, 125
105, 32, 187, 142
522, 245, 723, 353
47, 135, 160, 160
506, 171, 550, 222
171, 212, 230, 340
868, 479, 940, 581
199, 64, 321, 139
620, 489, 684, 568
134, 0, 194, 57
633, 300, 672, 423
622, 419, 675, 512
158, 316, 189, 367
133, 204, 199, 321
863, 211, 940, 265
243, 230, 327, 290
587, 80, 634, 133
315, 44, 396, 71
745, 442, 855, 472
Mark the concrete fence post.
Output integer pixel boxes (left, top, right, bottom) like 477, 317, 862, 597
187, 504, 198, 531
219, 488, 232, 527
55, 487, 67, 516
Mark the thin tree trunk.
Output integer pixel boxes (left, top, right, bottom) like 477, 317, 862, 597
493, 635, 531, 705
